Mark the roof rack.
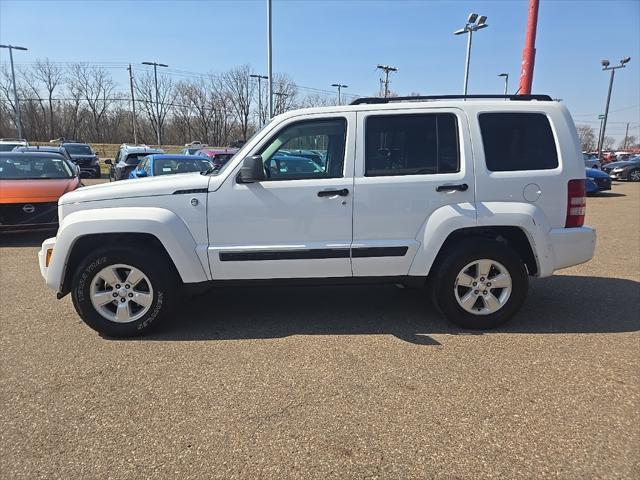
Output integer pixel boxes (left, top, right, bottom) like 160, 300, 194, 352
350, 94, 554, 105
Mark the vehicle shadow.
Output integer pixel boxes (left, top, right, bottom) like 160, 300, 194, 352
133, 275, 640, 345
591, 192, 626, 198
0, 230, 54, 247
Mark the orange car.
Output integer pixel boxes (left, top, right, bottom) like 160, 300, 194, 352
0, 152, 81, 231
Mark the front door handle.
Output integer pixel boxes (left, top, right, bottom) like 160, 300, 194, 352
317, 188, 349, 197
436, 183, 468, 192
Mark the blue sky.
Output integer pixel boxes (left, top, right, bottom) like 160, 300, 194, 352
1, 0, 638, 143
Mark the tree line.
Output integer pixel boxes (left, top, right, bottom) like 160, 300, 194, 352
0, 59, 341, 146
576, 124, 638, 152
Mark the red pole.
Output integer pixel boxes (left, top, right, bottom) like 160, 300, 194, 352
518, 0, 540, 95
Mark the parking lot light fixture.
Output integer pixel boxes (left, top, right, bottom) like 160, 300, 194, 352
498, 73, 509, 96
597, 56, 631, 161
454, 13, 489, 95
0, 44, 28, 139
141, 61, 169, 146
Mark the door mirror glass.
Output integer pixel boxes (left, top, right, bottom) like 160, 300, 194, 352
104, 159, 112, 165
238, 155, 266, 183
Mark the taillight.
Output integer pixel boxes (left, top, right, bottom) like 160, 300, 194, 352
566, 179, 586, 228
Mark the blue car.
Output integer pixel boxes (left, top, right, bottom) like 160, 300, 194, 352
129, 154, 213, 179
585, 167, 612, 194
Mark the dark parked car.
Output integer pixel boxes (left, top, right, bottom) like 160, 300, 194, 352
107, 144, 165, 181
61, 142, 101, 178
13, 145, 72, 162
603, 156, 640, 181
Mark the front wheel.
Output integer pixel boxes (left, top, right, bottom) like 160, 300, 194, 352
71, 247, 178, 337
430, 239, 528, 329
628, 169, 640, 182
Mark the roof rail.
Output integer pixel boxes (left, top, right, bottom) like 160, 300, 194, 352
350, 94, 554, 105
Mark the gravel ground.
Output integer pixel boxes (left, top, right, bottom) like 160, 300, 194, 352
1, 180, 638, 479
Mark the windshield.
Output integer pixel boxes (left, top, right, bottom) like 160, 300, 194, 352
153, 158, 212, 176
64, 144, 93, 155
0, 143, 21, 152
0, 155, 74, 179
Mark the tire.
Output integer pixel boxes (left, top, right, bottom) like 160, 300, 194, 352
94, 168, 102, 179
430, 238, 528, 329
71, 247, 178, 337
628, 168, 640, 182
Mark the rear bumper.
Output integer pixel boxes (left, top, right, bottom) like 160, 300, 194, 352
546, 226, 596, 273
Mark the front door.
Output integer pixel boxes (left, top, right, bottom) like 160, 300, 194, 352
207, 113, 355, 280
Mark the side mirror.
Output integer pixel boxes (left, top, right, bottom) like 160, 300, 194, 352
237, 155, 265, 183
104, 159, 113, 165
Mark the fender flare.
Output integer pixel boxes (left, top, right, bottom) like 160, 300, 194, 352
46, 207, 209, 292
409, 202, 553, 277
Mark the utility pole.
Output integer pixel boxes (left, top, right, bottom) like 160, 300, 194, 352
267, 0, 274, 119
597, 57, 631, 161
376, 65, 397, 98
127, 64, 138, 144
623, 122, 630, 150
251, 74, 269, 126
0, 44, 28, 139
274, 91, 288, 115
518, 0, 539, 95
142, 61, 168, 146
331, 83, 348, 105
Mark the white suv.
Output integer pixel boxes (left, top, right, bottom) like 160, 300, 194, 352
38, 95, 596, 337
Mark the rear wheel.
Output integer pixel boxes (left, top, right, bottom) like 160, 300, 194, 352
71, 247, 178, 337
430, 239, 528, 329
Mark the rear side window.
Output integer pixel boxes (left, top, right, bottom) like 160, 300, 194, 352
365, 113, 460, 176
479, 113, 558, 171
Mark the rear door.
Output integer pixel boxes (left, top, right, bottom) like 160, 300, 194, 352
352, 108, 475, 276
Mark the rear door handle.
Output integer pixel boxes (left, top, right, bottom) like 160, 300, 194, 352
436, 183, 468, 192
317, 188, 349, 197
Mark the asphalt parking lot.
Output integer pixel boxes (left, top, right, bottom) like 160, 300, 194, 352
1, 179, 638, 479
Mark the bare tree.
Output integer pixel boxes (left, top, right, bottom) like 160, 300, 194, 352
31, 59, 64, 138
223, 65, 255, 141
68, 64, 116, 141
602, 136, 616, 151
135, 69, 175, 145
576, 124, 597, 152
298, 93, 334, 108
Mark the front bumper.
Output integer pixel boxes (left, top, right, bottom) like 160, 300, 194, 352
547, 226, 596, 272
38, 237, 57, 288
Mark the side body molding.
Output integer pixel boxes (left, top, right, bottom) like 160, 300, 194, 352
46, 207, 209, 291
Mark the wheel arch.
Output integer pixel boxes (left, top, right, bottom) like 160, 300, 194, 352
48, 207, 209, 295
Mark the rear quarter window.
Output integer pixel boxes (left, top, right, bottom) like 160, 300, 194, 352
479, 112, 558, 171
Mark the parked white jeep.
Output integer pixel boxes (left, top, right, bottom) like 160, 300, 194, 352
39, 95, 596, 337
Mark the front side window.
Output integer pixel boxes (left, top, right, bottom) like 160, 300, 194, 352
365, 113, 460, 176
259, 118, 347, 180
479, 112, 558, 171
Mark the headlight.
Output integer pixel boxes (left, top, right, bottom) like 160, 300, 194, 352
612, 168, 624, 172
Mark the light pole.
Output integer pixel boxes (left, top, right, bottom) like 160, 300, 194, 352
454, 13, 488, 95
331, 83, 348, 105
597, 57, 631, 161
142, 61, 168, 146
267, 0, 274, 119
0, 44, 28, 139
498, 73, 509, 96
251, 74, 269, 126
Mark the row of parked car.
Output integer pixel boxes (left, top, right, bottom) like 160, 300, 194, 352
582, 151, 640, 194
